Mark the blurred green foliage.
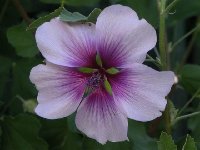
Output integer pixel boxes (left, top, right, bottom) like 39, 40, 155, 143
0, 0, 200, 149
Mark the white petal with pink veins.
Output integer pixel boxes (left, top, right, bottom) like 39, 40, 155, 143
75, 89, 128, 144
30, 63, 87, 119
96, 4, 157, 68
36, 18, 96, 67
110, 63, 175, 121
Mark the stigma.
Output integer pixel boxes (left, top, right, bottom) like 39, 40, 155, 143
87, 73, 103, 89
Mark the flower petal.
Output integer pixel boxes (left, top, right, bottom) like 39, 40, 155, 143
75, 88, 128, 144
36, 18, 96, 67
109, 63, 175, 121
30, 63, 87, 119
96, 5, 157, 68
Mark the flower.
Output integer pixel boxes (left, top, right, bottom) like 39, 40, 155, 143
30, 4, 175, 144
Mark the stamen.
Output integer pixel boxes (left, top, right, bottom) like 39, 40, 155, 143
87, 73, 103, 89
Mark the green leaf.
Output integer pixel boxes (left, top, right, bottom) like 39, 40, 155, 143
157, 132, 177, 150
60, 8, 87, 22
0, 56, 12, 98
39, 118, 83, 150
106, 67, 120, 75
54, 132, 83, 150
0, 125, 2, 148
67, 113, 79, 133
40, 118, 68, 149
7, 22, 38, 57
40, 0, 100, 7
78, 67, 97, 73
87, 8, 102, 23
82, 137, 131, 150
12, 58, 41, 98
60, 8, 101, 24
8, 58, 42, 114
182, 135, 197, 150
169, 100, 178, 125
26, 7, 63, 31
180, 64, 200, 94
188, 111, 200, 147
128, 120, 157, 150
104, 78, 112, 95
1, 114, 48, 150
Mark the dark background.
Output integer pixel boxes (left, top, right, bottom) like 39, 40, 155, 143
0, 0, 200, 149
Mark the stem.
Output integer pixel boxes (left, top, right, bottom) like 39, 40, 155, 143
159, 0, 171, 134
154, 47, 160, 58
0, 0, 10, 22
173, 111, 200, 125
164, 0, 182, 15
177, 30, 199, 72
16, 95, 25, 103
164, 101, 171, 133
178, 89, 200, 115
159, 0, 167, 70
61, 0, 65, 7
171, 24, 200, 52
11, 0, 32, 24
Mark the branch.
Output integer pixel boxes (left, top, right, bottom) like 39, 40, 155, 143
12, 0, 31, 24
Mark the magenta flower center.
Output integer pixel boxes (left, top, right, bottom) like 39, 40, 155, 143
79, 53, 117, 96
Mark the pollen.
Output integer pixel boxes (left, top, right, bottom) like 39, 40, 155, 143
87, 73, 103, 89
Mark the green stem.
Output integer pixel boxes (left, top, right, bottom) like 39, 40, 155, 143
173, 111, 200, 125
12, 0, 32, 24
61, 0, 65, 7
164, 101, 171, 133
159, 0, 167, 70
164, 0, 182, 15
171, 24, 200, 52
159, 0, 171, 134
177, 26, 199, 72
178, 89, 200, 115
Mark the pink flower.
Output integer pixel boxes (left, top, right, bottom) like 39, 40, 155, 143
30, 5, 174, 144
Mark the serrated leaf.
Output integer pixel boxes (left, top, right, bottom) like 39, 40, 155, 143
60, 8, 101, 24
87, 8, 101, 23
106, 67, 120, 75
182, 135, 197, 150
7, 22, 38, 57
169, 100, 178, 125
157, 132, 177, 150
60, 8, 87, 22
180, 64, 200, 94
40, 0, 100, 7
188, 107, 200, 149
1, 114, 48, 150
26, 7, 63, 31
